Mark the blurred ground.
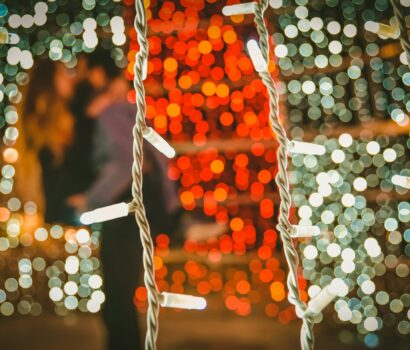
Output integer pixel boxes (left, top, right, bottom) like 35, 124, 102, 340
0, 304, 408, 350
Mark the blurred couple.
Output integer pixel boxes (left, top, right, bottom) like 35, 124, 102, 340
21, 51, 179, 350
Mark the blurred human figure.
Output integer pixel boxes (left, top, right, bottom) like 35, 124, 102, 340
23, 60, 79, 224
67, 51, 179, 350
68, 54, 98, 197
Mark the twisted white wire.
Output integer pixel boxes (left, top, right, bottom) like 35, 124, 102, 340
132, 1, 160, 349
253, 1, 314, 349
390, 0, 410, 68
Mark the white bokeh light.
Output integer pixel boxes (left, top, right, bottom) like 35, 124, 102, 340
331, 149, 345, 164
304, 245, 318, 260
341, 193, 355, 207
309, 192, 323, 207
353, 177, 367, 192
366, 141, 380, 155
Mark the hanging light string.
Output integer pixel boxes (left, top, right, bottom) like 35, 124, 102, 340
390, 0, 410, 68
223, 1, 316, 348
131, 1, 160, 349
252, 2, 314, 349
124, 1, 207, 349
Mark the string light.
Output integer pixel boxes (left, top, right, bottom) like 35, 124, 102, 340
159, 292, 207, 310
390, 0, 410, 67
0, 27, 19, 44
130, 2, 205, 349
224, 1, 315, 349
391, 175, 410, 189
291, 225, 321, 238
364, 21, 399, 39
365, 1, 410, 67
288, 141, 326, 156
246, 40, 268, 73
306, 279, 348, 315
222, 3, 256, 16
142, 126, 176, 158
0, 1, 408, 348
80, 202, 130, 224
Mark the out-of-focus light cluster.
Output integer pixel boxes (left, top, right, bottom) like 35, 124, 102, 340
0, 0, 127, 317
126, 0, 409, 346
292, 133, 409, 336
0, 206, 103, 316
275, 0, 409, 343
0, 0, 409, 348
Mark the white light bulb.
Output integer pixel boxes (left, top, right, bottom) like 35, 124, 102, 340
306, 285, 335, 314
159, 292, 207, 310
143, 127, 176, 158
0, 28, 19, 45
222, 2, 256, 16
246, 40, 268, 73
142, 60, 148, 80
288, 140, 326, 155
364, 21, 379, 33
80, 202, 130, 225
364, 21, 399, 39
291, 225, 320, 238
392, 175, 410, 189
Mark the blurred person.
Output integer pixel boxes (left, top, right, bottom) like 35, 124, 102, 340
22, 60, 79, 224
67, 50, 179, 350
68, 54, 99, 197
